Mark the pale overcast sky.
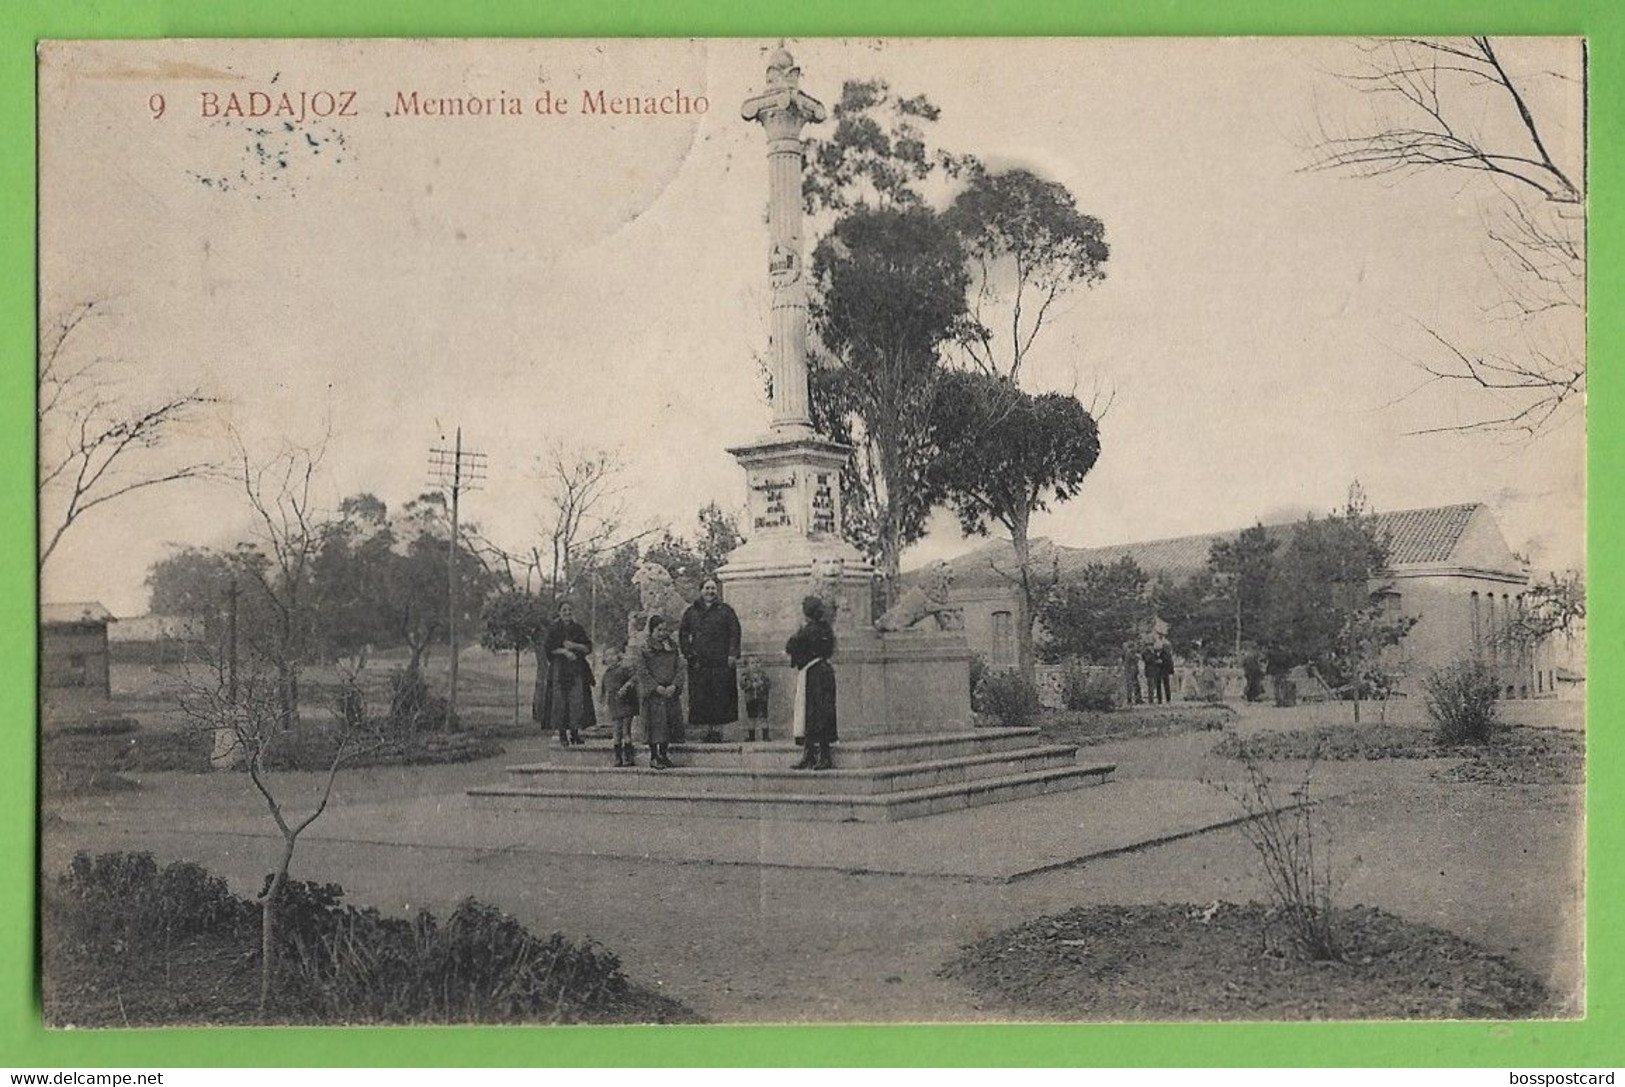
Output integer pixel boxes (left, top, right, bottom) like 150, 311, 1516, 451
39, 38, 1585, 615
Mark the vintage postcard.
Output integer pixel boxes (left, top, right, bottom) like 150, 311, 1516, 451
37, 37, 1584, 1026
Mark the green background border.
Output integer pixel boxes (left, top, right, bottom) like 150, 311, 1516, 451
2, 0, 1614, 1068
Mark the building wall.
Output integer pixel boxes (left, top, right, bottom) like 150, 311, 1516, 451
951, 572, 1543, 697
954, 588, 1025, 669
40, 623, 111, 697
1532, 623, 1585, 701
1389, 573, 1534, 696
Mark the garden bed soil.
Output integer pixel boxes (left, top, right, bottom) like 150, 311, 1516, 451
1214, 724, 1583, 786
942, 902, 1553, 1020
1039, 704, 1234, 747
40, 725, 507, 801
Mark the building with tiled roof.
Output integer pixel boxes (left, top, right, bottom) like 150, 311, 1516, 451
941, 503, 1550, 697
40, 600, 114, 704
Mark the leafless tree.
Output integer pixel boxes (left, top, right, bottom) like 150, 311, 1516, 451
1497, 568, 1586, 650
231, 432, 329, 728
38, 300, 219, 568
176, 643, 388, 1014
1307, 37, 1585, 438
535, 443, 641, 600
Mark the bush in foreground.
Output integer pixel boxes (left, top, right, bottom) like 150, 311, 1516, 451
1424, 659, 1501, 746
45, 851, 697, 1026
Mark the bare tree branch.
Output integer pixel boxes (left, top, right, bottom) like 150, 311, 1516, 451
1306, 38, 1585, 440
38, 300, 222, 569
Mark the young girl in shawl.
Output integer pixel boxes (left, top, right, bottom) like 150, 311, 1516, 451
786, 595, 837, 770
637, 614, 685, 770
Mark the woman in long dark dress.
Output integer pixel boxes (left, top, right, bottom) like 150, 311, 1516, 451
786, 595, 837, 771
679, 577, 742, 740
536, 601, 596, 746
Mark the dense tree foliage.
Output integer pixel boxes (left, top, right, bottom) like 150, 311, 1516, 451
810, 205, 969, 592
1038, 557, 1151, 665
930, 370, 1100, 670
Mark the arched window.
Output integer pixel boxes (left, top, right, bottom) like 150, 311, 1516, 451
990, 611, 1015, 668
1470, 591, 1481, 652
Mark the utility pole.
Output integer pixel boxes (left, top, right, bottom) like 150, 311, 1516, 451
429, 429, 487, 730
226, 576, 239, 706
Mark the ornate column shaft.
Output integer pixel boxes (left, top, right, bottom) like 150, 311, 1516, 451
742, 49, 826, 434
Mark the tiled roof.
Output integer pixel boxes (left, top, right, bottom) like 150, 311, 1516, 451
1378, 503, 1482, 565
40, 601, 115, 625
942, 503, 1493, 590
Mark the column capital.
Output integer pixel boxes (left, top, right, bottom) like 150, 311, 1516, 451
740, 86, 827, 131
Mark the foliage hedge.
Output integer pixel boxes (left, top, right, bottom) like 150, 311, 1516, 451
46, 851, 698, 1026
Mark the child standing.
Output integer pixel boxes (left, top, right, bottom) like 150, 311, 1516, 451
637, 614, 685, 770
599, 647, 640, 768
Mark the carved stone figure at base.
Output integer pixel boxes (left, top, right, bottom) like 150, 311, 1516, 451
875, 560, 964, 632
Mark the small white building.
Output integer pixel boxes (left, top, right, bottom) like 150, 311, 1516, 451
940, 503, 1554, 697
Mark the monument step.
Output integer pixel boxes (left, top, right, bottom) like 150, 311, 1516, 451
468, 762, 1115, 823
536, 727, 1044, 770
500, 744, 1082, 797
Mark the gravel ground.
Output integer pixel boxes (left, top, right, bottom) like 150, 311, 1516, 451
40, 727, 1584, 1023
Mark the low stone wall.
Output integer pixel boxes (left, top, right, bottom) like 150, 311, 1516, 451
1033, 662, 1250, 709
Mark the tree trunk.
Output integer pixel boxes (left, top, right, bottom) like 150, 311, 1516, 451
879, 522, 903, 610
1011, 510, 1037, 681
276, 611, 296, 730
259, 834, 297, 1014
875, 440, 904, 609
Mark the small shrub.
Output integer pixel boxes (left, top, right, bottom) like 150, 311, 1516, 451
1222, 760, 1342, 961
1060, 663, 1119, 712
1425, 659, 1501, 746
388, 668, 453, 733
974, 669, 1041, 729
967, 653, 989, 703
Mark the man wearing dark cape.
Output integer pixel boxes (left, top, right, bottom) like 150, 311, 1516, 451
536, 600, 596, 745
678, 576, 742, 738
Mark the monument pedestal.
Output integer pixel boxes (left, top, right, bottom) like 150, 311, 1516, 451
719, 432, 974, 741
466, 47, 1094, 822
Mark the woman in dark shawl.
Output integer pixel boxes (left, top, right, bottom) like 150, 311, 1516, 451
786, 595, 837, 770
536, 600, 595, 746
679, 577, 742, 738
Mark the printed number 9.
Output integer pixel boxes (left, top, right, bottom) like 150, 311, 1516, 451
148, 93, 165, 119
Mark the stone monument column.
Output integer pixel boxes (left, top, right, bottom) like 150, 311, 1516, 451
745, 48, 820, 434
717, 47, 972, 741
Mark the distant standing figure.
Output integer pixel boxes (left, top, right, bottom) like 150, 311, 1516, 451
787, 595, 837, 770
1155, 638, 1175, 704
1122, 641, 1143, 705
537, 601, 596, 746
637, 614, 685, 770
679, 577, 743, 739
1142, 643, 1162, 705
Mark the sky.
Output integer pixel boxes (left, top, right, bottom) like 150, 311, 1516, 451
37, 38, 1586, 616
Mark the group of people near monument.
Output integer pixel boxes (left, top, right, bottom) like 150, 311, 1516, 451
534, 577, 838, 771
1123, 634, 1177, 705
